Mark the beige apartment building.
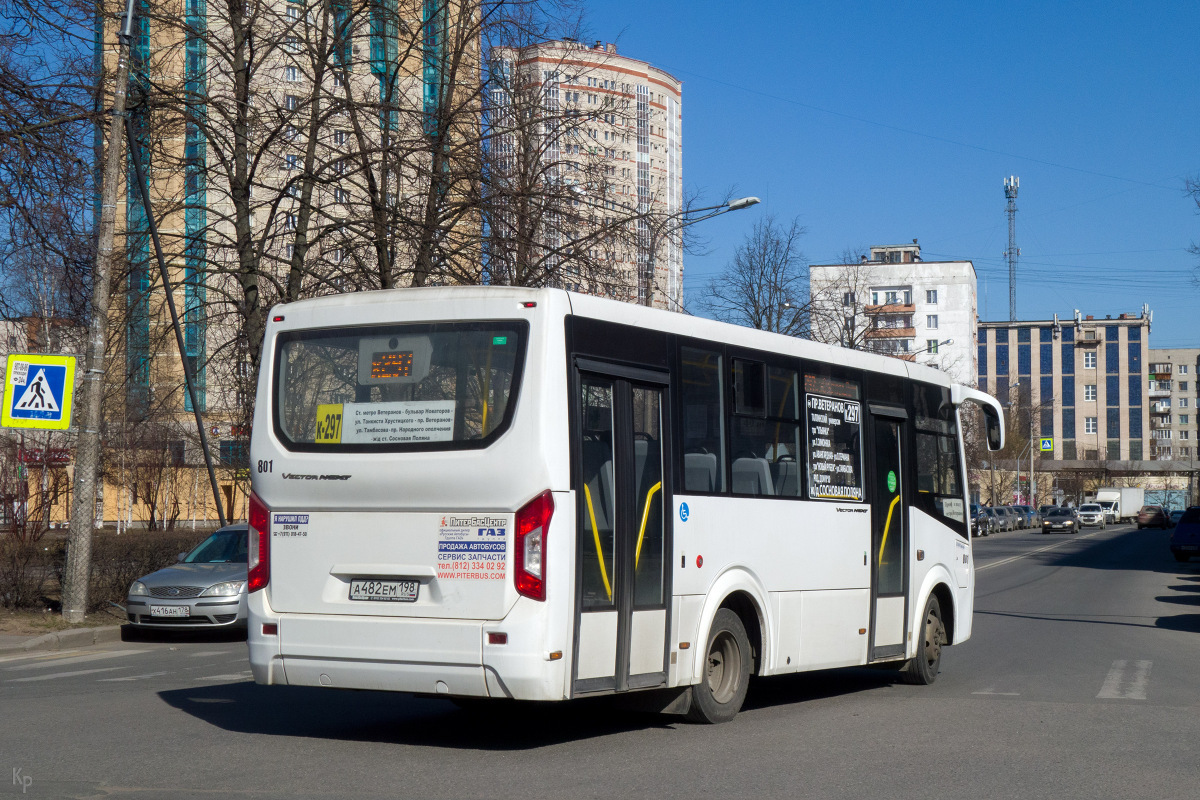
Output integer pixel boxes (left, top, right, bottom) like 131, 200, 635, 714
84, 1, 471, 526
1146, 348, 1200, 463
493, 39, 684, 309
977, 310, 1152, 462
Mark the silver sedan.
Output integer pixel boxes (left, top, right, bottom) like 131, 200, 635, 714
125, 524, 249, 630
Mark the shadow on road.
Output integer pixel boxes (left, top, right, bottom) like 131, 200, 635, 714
159, 666, 902, 747
741, 667, 900, 713
122, 624, 247, 644
159, 682, 678, 747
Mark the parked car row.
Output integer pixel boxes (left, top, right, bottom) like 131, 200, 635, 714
1170, 507, 1200, 562
969, 504, 1044, 537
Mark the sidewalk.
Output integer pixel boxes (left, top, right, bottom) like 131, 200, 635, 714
0, 625, 122, 654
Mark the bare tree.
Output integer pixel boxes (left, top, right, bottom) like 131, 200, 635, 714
696, 215, 810, 335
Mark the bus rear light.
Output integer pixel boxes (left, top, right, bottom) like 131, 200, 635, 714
514, 490, 554, 601
488, 632, 508, 645
248, 492, 270, 593
262, 623, 278, 636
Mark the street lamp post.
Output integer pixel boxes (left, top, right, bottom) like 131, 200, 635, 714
642, 196, 760, 309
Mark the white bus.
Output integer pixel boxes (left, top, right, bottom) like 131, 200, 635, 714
247, 286, 1004, 722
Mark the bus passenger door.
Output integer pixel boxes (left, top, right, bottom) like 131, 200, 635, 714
573, 363, 671, 695
868, 406, 908, 662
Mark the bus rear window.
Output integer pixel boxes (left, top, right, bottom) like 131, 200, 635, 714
273, 321, 527, 451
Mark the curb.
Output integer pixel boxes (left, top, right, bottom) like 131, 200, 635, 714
0, 625, 123, 654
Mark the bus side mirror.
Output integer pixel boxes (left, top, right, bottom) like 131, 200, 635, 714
984, 405, 1003, 451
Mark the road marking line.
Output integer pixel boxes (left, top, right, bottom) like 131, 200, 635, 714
98, 671, 171, 682
3, 650, 146, 672
198, 670, 253, 681
1097, 659, 1151, 700
972, 690, 1021, 696
976, 530, 1105, 572
188, 650, 232, 658
7, 666, 125, 683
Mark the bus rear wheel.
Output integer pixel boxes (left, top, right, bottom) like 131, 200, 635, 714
687, 608, 751, 723
901, 595, 945, 685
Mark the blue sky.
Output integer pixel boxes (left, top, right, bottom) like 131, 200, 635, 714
589, 1, 1200, 347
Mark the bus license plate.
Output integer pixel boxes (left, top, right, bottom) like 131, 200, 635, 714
349, 579, 419, 603
150, 605, 190, 617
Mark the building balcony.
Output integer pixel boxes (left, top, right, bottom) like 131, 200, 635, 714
1153, 402, 1172, 414
866, 327, 916, 340
864, 303, 915, 315
1149, 387, 1172, 398
1150, 416, 1172, 430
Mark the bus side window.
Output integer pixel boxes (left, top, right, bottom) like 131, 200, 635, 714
680, 347, 727, 493
914, 384, 966, 527
730, 360, 802, 498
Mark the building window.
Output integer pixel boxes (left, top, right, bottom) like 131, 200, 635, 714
842, 292, 855, 306
284, 213, 297, 230
1181, 415, 1189, 425
926, 290, 938, 304
285, 153, 299, 170
1181, 382, 1189, 391
926, 340, 939, 354
1084, 351, 1096, 369
334, 130, 348, 146
285, 66, 300, 82
1084, 384, 1097, 402
926, 315, 938, 329
1182, 398, 1190, 408
1085, 417, 1097, 434
285, 95, 299, 110
1181, 365, 1189, 375
1182, 431, 1191, 441
333, 187, 350, 204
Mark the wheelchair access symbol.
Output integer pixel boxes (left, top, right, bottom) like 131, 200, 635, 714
2, 354, 76, 430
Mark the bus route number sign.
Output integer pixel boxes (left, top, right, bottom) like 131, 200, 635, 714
315, 403, 344, 443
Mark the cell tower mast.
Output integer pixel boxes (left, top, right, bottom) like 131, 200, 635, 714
1004, 176, 1020, 321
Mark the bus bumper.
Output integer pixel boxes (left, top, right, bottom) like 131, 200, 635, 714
248, 592, 567, 701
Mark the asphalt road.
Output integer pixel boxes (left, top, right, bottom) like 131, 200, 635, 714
4, 522, 1200, 799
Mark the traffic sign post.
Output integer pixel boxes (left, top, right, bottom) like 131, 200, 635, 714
2, 354, 76, 430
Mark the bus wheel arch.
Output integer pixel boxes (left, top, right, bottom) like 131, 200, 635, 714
687, 606, 753, 724
718, 591, 764, 676
930, 582, 956, 645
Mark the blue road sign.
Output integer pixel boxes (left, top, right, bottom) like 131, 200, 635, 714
3, 354, 76, 430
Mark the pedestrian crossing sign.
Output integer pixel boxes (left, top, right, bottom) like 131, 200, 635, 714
2, 354, 76, 430
1039, 438, 1054, 452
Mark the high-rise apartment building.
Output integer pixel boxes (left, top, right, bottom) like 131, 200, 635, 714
809, 242, 977, 385
977, 311, 1151, 462
1146, 348, 1200, 462
492, 39, 683, 309
90, 1, 468, 524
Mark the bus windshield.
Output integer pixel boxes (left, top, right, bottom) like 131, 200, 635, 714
274, 321, 527, 451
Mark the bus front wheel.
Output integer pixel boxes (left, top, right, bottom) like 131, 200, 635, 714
901, 595, 945, 685
686, 608, 751, 723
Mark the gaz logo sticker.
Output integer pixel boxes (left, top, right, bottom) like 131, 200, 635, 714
315, 403, 343, 443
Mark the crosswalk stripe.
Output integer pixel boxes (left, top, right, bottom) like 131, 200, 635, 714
7, 666, 125, 683
0, 649, 83, 665
1097, 659, 1151, 700
199, 671, 253, 681
98, 671, 171, 682
4, 650, 146, 672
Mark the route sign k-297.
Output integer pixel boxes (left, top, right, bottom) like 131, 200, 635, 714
2, 354, 76, 430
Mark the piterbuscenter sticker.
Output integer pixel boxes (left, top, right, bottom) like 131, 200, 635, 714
437, 519, 507, 580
